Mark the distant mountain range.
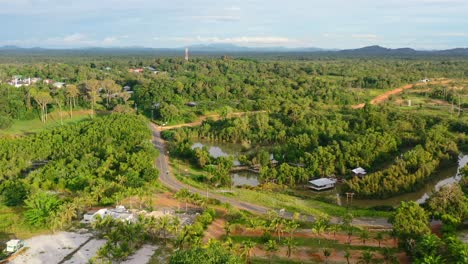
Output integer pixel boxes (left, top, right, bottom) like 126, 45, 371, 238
0, 44, 467, 56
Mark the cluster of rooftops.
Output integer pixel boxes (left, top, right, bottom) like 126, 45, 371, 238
5, 75, 65, 88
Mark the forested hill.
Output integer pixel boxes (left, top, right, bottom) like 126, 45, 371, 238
0, 45, 467, 58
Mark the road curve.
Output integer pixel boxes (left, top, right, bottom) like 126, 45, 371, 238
151, 123, 270, 215
352, 79, 451, 109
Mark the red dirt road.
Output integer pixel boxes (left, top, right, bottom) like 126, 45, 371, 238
160, 111, 266, 130
352, 79, 451, 109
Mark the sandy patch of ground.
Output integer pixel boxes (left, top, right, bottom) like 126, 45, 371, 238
352, 79, 451, 109
232, 229, 397, 248
62, 238, 106, 264
11, 231, 92, 264
121, 192, 199, 211
203, 218, 226, 243
252, 246, 409, 264
121, 244, 158, 264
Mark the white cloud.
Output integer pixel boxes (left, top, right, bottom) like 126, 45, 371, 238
189, 15, 241, 22
3, 33, 130, 48
63, 33, 87, 43
351, 34, 379, 41
167, 36, 297, 46
225, 6, 241, 11
435, 32, 468, 37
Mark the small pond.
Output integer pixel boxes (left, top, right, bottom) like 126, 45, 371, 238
191, 140, 260, 186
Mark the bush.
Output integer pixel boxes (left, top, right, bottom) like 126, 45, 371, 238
170, 241, 242, 264
0, 115, 12, 129
0, 180, 29, 206
23, 192, 62, 227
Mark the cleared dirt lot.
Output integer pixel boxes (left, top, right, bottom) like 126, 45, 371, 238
11, 231, 92, 264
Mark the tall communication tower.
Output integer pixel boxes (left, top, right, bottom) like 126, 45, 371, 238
185, 47, 189, 61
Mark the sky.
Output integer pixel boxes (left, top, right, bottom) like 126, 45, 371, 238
0, 0, 467, 49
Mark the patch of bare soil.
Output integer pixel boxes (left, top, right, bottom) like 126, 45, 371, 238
352, 79, 451, 109
203, 218, 226, 243
232, 229, 398, 248
252, 246, 409, 264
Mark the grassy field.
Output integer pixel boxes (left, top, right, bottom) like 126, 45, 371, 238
170, 158, 391, 219
0, 110, 110, 136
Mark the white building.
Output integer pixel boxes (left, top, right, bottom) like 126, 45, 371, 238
7, 76, 31, 88
352, 167, 367, 177
82, 206, 136, 224
53, 82, 65, 88
6, 239, 24, 253
308, 178, 337, 191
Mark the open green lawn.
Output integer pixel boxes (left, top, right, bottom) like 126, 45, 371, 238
0, 110, 108, 136
170, 158, 391, 219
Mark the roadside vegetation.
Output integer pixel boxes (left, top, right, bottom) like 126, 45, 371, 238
1, 55, 467, 263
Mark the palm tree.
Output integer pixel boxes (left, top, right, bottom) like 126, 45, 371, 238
375, 232, 384, 247
382, 248, 397, 264
224, 222, 232, 238
323, 248, 331, 263
84, 80, 101, 118
344, 250, 351, 264
357, 250, 374, 264
53, 92, 65, 125
65, 84, 79, 117
284, 237, 297, 258
284, 220, 299, 239
359, 229, 369, 245
102, 79, 121, 108
312, 220, 327, 245
241, 240, 256, 264
32, 90, 53, 123
265, 239, 278, 263
328, 224, 341, 239
269, 216, 286, 242
157, 215, 172, 244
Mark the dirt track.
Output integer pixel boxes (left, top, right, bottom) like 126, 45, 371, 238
352, 79, 451, 109
160, 111, 266, 130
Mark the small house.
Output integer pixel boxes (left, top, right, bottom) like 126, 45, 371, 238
129, 68, 144, 73
43, 79, 54, 85
6, 239, 24, 253
82, 205, 136, 224
352, 167, 367, 177
186, 102, 197, 107
53, 82, 65, 88
308, 178, 336, 191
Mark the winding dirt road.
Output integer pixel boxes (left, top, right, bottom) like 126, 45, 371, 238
352, 79, 451, 109
151, 119, 391, 227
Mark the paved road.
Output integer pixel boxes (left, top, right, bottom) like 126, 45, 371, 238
152, 123, 270, 215
151, 122, 392, 228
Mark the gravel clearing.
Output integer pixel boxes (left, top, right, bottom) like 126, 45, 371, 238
11, 231, 93, 264
62, 238, 106, 264
121, 244, 158, 264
